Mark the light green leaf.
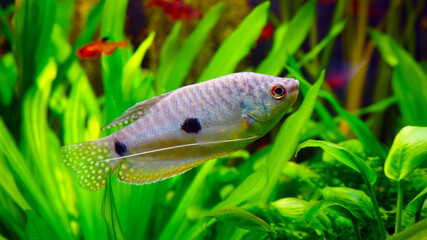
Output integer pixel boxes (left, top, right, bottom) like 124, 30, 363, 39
388, 218, 427, 240
206, 205, 275, 234
198, 1, 269, 82
385, 126, 427, 181
296, 140, 377, 184
257, 0, 315, 75
303, 200, 358, 226
406, 188, 427, 216
322, 187, 374, 219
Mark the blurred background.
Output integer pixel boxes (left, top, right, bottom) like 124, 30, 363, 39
0, 0, 426, 239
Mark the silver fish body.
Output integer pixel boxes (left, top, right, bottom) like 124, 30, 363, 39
62, 72, 299, 190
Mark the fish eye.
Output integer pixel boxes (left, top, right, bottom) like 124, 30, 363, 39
270, 84, 287, 99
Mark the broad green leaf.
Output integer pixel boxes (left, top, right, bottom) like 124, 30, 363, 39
322, 187, 374, 219
206, 205, 275, 234
165, 2, 224, 91
296, 140, 377, 184
323, 139, 366, 162
385, 126, 427, 181
303, 200, 359, 226
369, 29, 427, 126
271, 198, 308, 221
406, 188, 427, 216
102, 171, 126, 240
257, 0, 315, 75
388, 218, 427, 240
272, 197, 332, 230
198, 1, 269, 82
25, 210, 56, 240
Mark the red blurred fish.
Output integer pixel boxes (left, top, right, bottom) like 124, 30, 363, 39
257, 24, 275, 43
77, 38, 127, 58
147, 0, 201, 20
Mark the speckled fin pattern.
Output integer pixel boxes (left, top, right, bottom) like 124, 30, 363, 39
102, 92, 171, 130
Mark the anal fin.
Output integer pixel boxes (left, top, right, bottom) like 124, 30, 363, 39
117, 153, 229, 185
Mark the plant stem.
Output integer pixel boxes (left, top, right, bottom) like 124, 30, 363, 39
395, 180, 404, 234
363, 175, 387, 240
351, 216, 363, 240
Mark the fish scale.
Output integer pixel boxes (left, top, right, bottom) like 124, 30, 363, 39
61, 72, 299, 190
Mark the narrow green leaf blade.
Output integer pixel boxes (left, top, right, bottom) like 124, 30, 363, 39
257, 0, 315, 75
25, 210, 56, 240
384, 126, 427, 181
102, 172, 126, 240
198, 1, 269, 82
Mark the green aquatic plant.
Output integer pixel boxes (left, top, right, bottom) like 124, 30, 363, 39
0, 0, 426, 239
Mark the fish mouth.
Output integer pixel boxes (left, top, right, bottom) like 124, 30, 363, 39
286, 79, 299, 100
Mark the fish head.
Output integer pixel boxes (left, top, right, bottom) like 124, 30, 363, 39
238, 73, 299, 130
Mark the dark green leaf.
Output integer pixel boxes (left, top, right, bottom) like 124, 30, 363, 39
384, 126, 427, 181
406, 188, 427, 216
25, 210, 56, 240
102, 171, 126, 240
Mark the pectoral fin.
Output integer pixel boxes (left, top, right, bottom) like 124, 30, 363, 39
102, 92, 170, 130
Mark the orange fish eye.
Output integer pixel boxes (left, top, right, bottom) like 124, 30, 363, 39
270, 84, 287, 99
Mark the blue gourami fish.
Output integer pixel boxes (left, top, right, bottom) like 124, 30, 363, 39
61, 72, 299, 190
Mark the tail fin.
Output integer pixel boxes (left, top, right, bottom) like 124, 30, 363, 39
61, 137, 120, 191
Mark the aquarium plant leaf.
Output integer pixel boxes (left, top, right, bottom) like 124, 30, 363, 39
165, 2, 224, 91
159, 160, 218, 240
14, 0, 56, 94
369, 29, 427, 126
257, 0, 315, 75
271, 197, 330, 230
303, 200, 362, 240
387, 218, 427, 240
156, 22, 182, 93
322, 187, 374, 220
384, 126, 427, 181
206, 205, 275, 234
296, 140, 377, 184
198, 1, 269, 82
102, 171, 126, 240
24, 210, 56, 240
0, 53, 17, 105
122, 31, 155, 100
319, 92, 387, 159
298, 20, 346, 67
406, 187, 427, 221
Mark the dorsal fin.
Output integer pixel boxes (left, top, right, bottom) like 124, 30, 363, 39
102, 92, 171, 130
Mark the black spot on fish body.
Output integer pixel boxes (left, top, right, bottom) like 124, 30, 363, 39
181, 118, 201, 133
114, 140, 128, 156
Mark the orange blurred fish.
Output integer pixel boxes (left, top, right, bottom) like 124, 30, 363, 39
76, 37, 127, 58
147, 0, 200, 21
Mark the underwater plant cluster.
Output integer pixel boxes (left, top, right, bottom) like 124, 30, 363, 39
0, 0, 426, 239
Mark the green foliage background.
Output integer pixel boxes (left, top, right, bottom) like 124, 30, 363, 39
0, 0, 426, 239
